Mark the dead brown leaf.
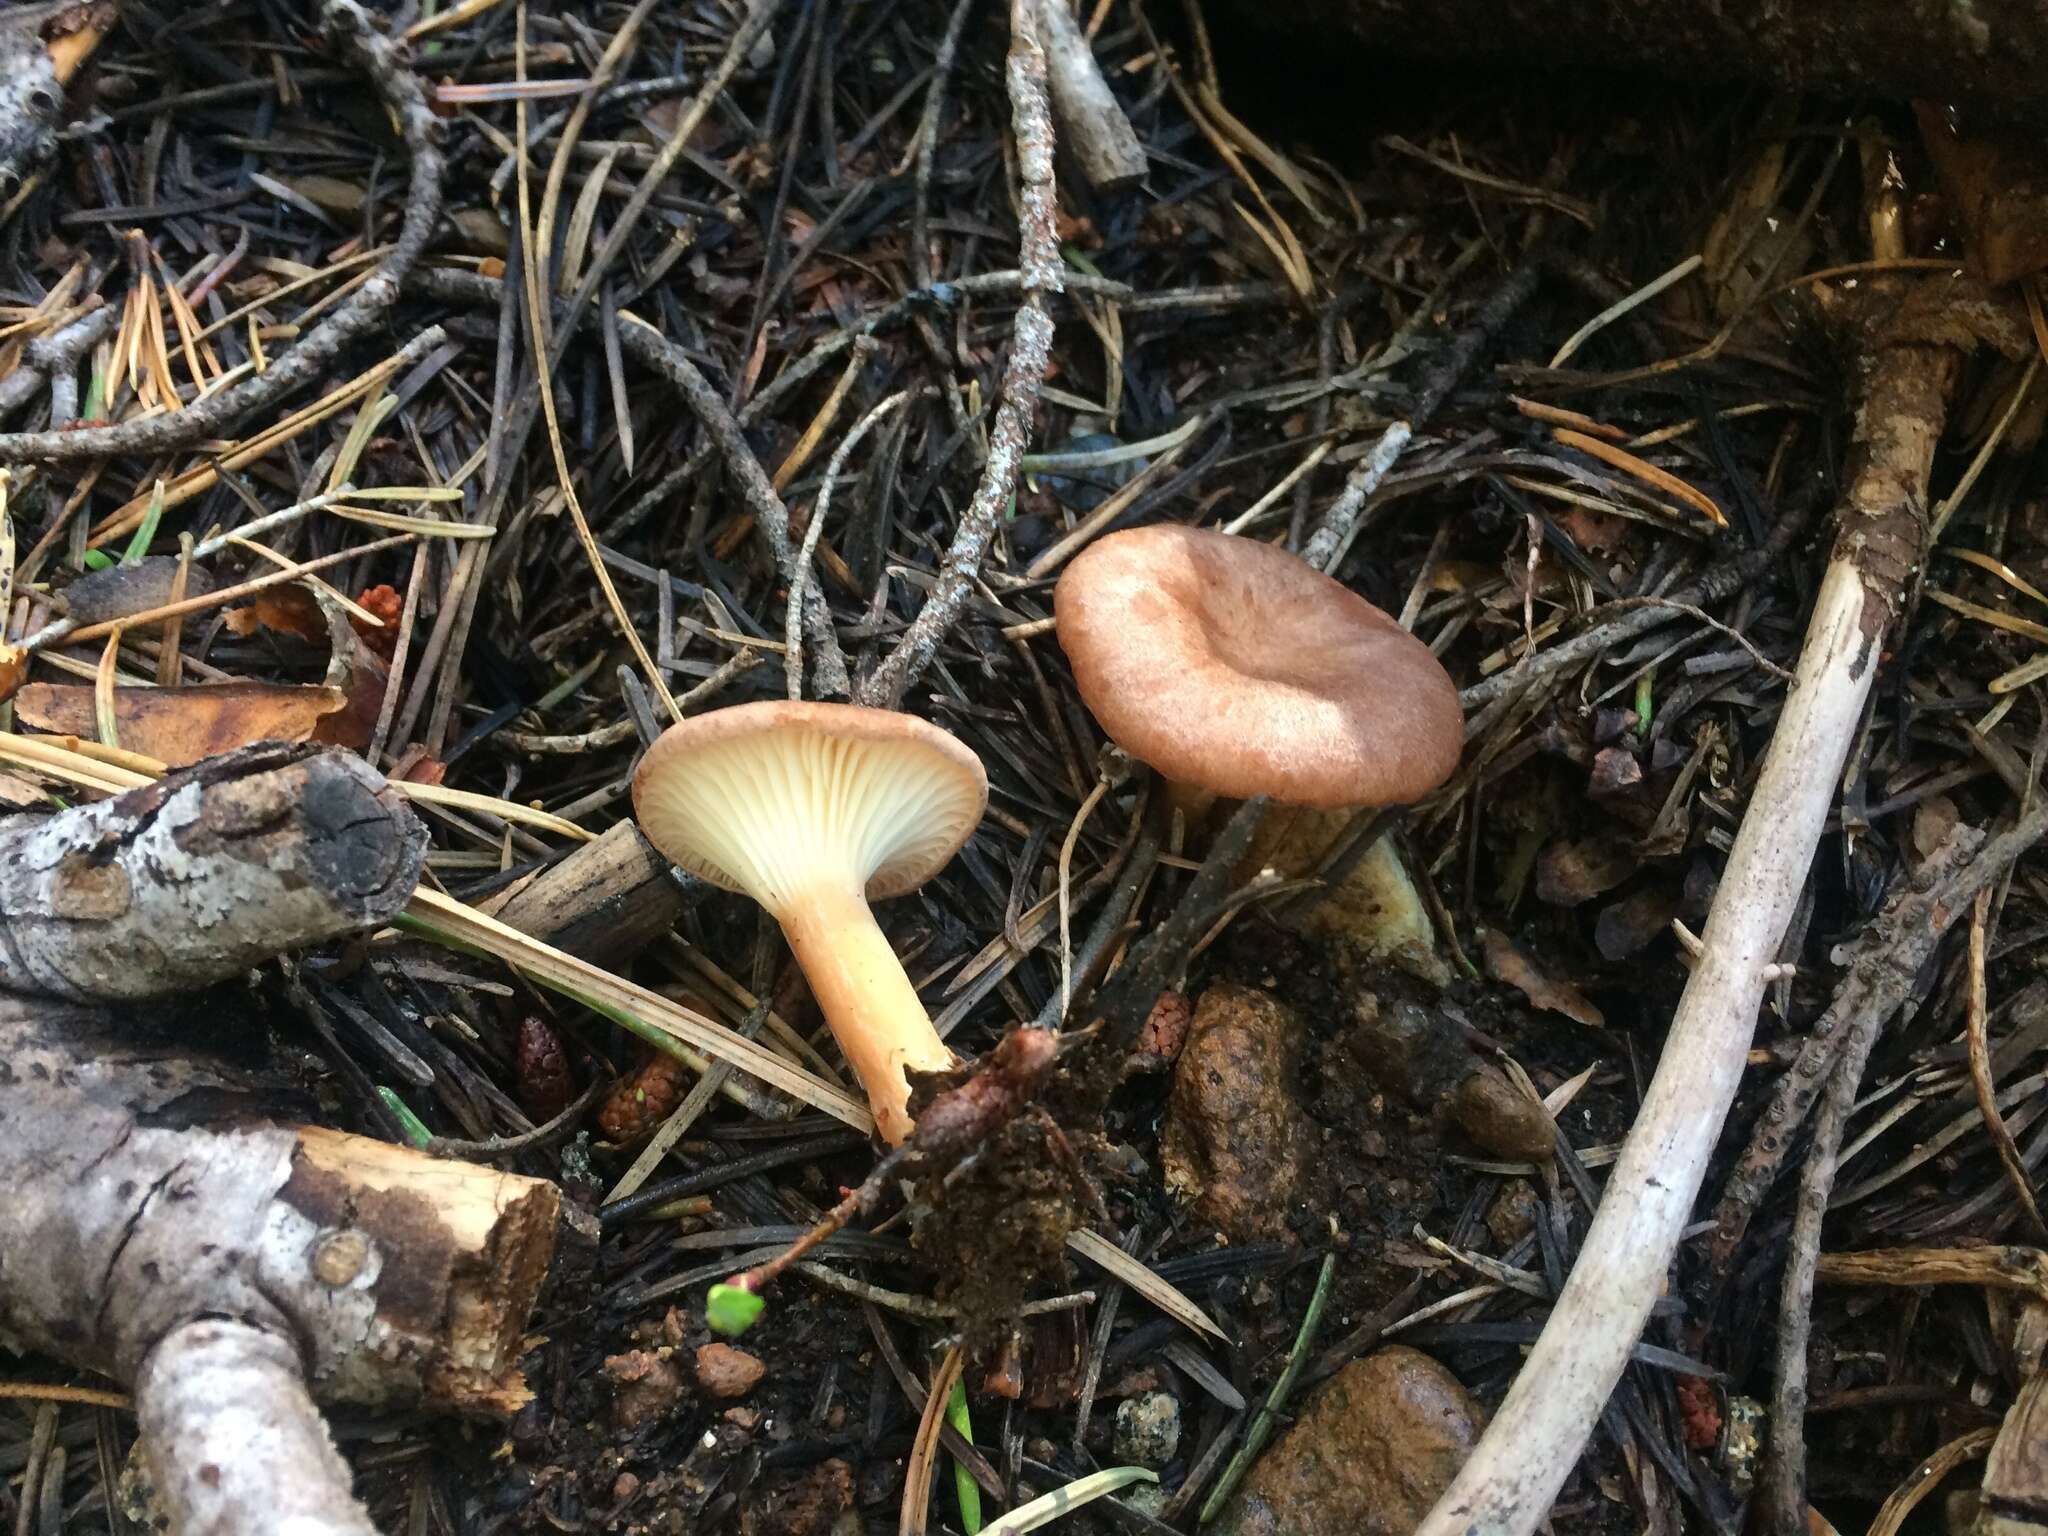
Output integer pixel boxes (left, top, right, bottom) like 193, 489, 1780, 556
1481, 927, 1605, 1026
224, 583, 327, 643
1536, 836, 1637, 907
0, 641, 26, 704
17, 682, 350, 766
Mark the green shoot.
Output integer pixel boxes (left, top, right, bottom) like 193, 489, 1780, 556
377, 1087, 434, 1148
948, 1379, 982, 1534
706, 1283, 765, 1337
120, 479, 168, 565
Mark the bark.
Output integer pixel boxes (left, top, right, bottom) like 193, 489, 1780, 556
0, 744, 561, 1536
1244, 0, 2048, 122
0, 741, 422, 1001
481, 819, 690, 966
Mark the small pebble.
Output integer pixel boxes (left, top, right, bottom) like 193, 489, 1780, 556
1215, 1347, 1483, 1536
696, 1342, 767, 1399
1113, 1391, 1182, 1466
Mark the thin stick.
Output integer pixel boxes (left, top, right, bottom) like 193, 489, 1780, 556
787, 392, 912, 698
1967, 888, 2047, 1236
0, 2, 443, 465
856, 0, 1062, 708
1414, 330, 1961, 1536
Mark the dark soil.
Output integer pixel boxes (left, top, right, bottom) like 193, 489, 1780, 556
2, 3, 2045, 1536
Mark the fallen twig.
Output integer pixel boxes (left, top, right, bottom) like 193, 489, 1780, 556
1415, 299, 1965, 1536
854, 0, 1063, 708
0, 745, 558, 1536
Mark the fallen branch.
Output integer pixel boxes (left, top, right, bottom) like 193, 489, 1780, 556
1704, 817, 1997, 1283
853, 0, 1064, 708
1415, 300, 1964, 1536
1768, 808, 2048, 1531
0, 745, 559, 1536
0, 0, 445, 465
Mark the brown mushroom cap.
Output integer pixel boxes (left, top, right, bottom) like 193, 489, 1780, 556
633, 701, 988, 905
1054, 525, 1462, 809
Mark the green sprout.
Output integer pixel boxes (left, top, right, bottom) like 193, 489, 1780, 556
376, 1087, 434, 1149
948, 1379, 982, 1534
706, 1283, 765, 1338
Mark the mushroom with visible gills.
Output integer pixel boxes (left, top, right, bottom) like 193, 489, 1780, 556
632, 701, 988, 1145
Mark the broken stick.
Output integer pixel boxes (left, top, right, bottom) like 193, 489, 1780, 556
1035, 0, 1146, 193
0, 745, 560, 1536
1415, 278, 1975, 1536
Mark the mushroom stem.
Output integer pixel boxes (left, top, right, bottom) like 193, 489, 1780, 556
1162, 781, 1219, 846
780, 881, 955, 1145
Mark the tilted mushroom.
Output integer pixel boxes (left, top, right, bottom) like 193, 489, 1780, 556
1054, 523, 1463, 816
1056, 527, 1551, 1156
632, 701, 988, 1145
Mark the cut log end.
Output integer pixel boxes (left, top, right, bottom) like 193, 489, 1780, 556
286, 1126, 560, 1416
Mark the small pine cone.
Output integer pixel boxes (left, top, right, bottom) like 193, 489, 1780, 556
599, 1051, 688, 1141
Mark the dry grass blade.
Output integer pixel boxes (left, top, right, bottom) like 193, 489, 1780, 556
1067, 1228, 1225, 1340
1967, 890, 2047, 1237
1865, 1428, 1998, 1536
404, 889, 871, 1129
977, 1468, 1159, 1536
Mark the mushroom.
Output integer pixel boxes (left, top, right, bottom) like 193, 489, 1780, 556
1054, 524, 1462, 980
632, 701, 988, 1145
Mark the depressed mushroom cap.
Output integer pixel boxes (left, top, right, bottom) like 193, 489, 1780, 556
632, 701, 988, 907
1054, 525, 1462, 809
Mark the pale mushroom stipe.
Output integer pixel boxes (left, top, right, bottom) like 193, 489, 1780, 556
1053, 524, 1464, 811
632, 701, 988, 1145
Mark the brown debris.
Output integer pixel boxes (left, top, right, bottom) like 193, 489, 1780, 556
605, 1350, 688, 1430
1162, 982, 1313, 1242
1215, 1347, 1485, 1536
1479, 927, 1605, 1027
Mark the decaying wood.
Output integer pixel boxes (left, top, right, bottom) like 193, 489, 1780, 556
1980, 1369, 2048, 1536
0, 745, 560, 1536
1250, 0, 2048, 121
482, 818, 692, 965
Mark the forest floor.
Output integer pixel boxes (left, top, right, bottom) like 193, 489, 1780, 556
3, 4, 2047, 1536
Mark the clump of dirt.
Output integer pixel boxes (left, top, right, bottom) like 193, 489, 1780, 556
911, 1112, 1084, 1347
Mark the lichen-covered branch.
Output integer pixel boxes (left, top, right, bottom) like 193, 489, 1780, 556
136, 1322, 379, 1536
0, 742, 425, 1002
0, 745, 558, 1536
855, 0, 1062, 709
0, 0, 445, 465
